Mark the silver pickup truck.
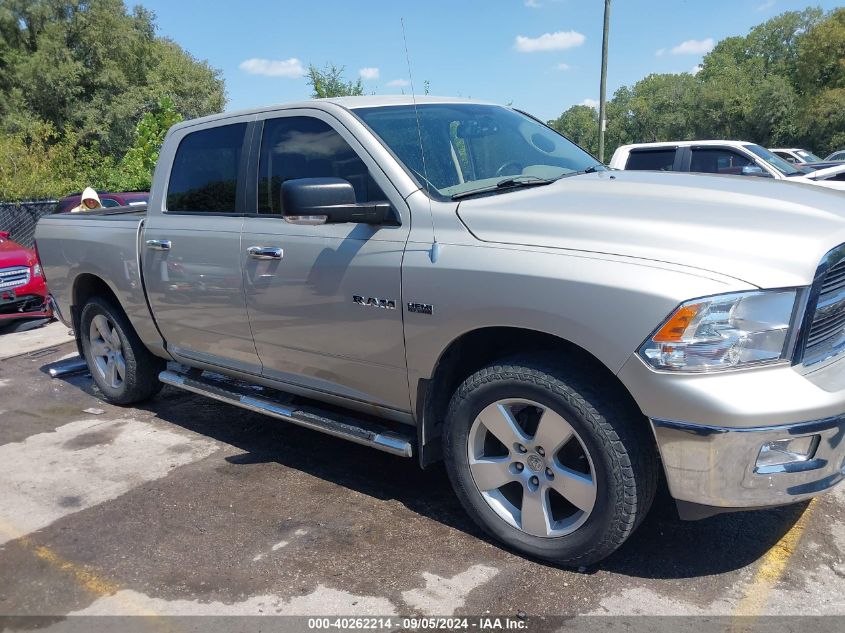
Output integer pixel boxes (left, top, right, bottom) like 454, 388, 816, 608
36, 96, 845, 566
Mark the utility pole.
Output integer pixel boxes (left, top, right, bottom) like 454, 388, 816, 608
598, 0, 611, 163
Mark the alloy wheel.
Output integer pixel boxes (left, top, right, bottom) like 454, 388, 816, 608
89, 314, 126, 389
467, 398, 597, 537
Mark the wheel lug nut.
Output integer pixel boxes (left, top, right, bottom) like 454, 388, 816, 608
537, 447, 545, 456
546, 468, 554, 478
515, 463, 524, 471
516, 444, 527, 453
530, 476, 539, 485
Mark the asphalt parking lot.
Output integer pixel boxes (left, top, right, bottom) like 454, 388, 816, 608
2, 331, 845, 629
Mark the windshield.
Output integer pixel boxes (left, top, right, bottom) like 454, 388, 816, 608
796, 149, 822, 162
354, 104, 599, 198
744, 144, 804, 176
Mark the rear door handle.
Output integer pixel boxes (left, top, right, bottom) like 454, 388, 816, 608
247, 246, 283, 260
146, 239, 172, 251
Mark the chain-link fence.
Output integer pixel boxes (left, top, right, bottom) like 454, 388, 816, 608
0, 201, 58, 249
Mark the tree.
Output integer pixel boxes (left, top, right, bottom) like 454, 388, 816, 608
550, 7, 845, 159
117, 95, 183, 191
0, 0, 225, 158
549, 105, 599, 155
306, 63, 364, 98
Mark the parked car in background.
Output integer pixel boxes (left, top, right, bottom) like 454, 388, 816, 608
610, 140, 845, 190
771, 148, 824, 164
0, 231, 51, 330
55, 191, 149, 214
826, 150, 845, 162
770, 148, 843, 172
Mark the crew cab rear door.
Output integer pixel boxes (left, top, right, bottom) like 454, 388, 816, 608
240, 109, 412, 414
142, 115, 262, 375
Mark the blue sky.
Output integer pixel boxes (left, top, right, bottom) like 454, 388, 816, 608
140, 0, 841, 121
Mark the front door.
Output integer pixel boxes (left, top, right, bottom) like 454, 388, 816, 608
143, 117, 262, 374
241, 111, 411, 412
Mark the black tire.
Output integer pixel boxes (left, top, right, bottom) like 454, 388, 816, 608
443, 358, 658, 567
79, 296, 164, 405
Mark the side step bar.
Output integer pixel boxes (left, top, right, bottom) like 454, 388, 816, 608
159, 370, 415, 458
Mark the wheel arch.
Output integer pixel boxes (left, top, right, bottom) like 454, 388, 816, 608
415, 326, 649, 467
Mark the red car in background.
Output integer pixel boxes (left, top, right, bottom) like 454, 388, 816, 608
0, 231, 52, 329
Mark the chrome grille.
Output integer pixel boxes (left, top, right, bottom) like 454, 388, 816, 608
802, 251, 845, 366
0, 266, 30, 290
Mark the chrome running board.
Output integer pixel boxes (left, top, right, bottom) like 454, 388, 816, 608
48, 356, 89, 378
159, 369, 414, 458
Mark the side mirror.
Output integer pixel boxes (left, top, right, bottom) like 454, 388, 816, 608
0, 231, 9, 239
741, 165, 770, 177
281, 177, 390, 225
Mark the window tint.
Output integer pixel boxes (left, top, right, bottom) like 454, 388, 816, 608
626, 149, 676, 171
690, 148, 753, 175
258, 116, 385, 215
167, 123, 246, 213
101, 198, 122, 208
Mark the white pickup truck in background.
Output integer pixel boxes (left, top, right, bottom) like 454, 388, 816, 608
610, 140, 845, 190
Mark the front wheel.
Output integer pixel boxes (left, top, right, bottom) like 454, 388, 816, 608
443, 359, 657, 567
79, 296, 164, 405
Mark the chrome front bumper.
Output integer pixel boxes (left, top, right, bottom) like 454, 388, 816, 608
618, 352, 845, 510
650, 415, 845, 508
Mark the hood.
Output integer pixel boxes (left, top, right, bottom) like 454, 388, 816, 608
81, 187, 102, 207
0, 236, 35, 268
456, 170, 845, 289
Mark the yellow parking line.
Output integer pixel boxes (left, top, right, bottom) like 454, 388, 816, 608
732, 499, 816, 620
0, 517, 159, 618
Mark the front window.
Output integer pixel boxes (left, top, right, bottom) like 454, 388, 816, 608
257, 116, 385, 215
744, 144, 803, 177
354, 104, 599, 198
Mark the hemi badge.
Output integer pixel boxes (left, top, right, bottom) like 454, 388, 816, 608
408, 302, 433, 315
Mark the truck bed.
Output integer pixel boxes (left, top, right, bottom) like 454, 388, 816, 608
35, 206, 164, 353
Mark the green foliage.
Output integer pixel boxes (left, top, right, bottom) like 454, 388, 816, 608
553, 7, 845, 159
117, 95, 183, 191
0, 0, 225, 201
307, 63, 364, 98
549, 105, 599, 155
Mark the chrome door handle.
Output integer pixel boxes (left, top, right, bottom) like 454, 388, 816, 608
247, 246, 283, 260
146, 239, 172, 251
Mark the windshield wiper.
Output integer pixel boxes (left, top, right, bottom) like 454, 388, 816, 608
451, 176, 554, 200
556, 163, 606, 180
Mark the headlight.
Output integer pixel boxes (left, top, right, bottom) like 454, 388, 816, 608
639, 289, 799, 372
32, 263, 43, 277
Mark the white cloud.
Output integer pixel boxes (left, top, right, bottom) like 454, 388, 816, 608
359, 67, 380, 80
691, 64, 702, 75
524, 0, 541, 7
581, 98, 599, 109
671, 38, 715, 55
386, 79, 411, 87
554, 62, 570, 71
655, 48, 666, 57
757, 0, 776, 10
239, 58, 305, 78
514, 30, 586, 53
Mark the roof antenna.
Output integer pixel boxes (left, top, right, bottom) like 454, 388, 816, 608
401, 17, 441, 264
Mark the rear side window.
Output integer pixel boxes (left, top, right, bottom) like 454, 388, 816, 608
626, 149, 676, 171
167, 123, 247, 213
257, 116, 385, 215
690, 148, 753, 175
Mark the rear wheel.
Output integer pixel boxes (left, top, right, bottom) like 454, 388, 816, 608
443, 359, 657, 566
80, 296, 164, 404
